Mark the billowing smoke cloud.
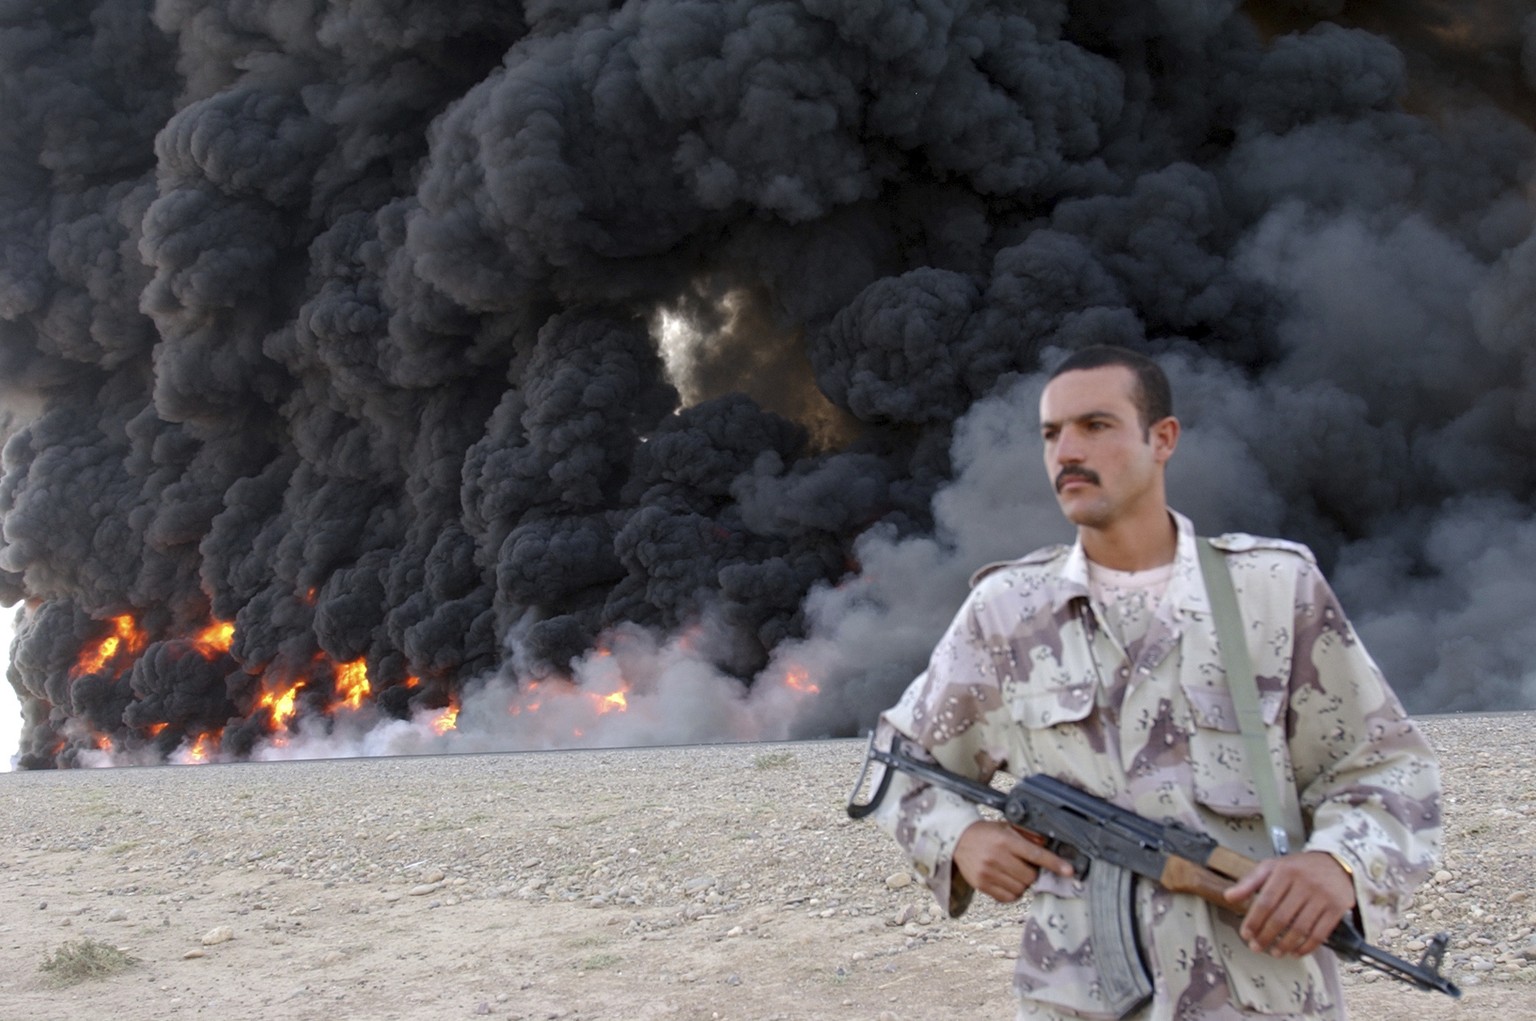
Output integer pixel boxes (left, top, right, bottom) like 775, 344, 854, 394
3, 1, 1534, 768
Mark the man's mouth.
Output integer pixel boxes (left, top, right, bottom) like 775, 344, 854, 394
1055, 468, 1100, 493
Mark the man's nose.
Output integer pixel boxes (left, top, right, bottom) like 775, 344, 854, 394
1054, 431, 1085, 463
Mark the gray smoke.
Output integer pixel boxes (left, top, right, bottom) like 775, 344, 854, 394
2, 1, 1534, 768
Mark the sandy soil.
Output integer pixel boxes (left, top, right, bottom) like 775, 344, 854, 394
0, 713, 1531, 1021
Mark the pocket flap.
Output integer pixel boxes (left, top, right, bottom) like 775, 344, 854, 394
1181, 682, 1282, 732
1010, 685, 1095, 729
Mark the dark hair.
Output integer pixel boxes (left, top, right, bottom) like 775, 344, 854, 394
1047, 345, 1173, 433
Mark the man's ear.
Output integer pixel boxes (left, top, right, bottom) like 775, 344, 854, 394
1150, 416, 1180, 464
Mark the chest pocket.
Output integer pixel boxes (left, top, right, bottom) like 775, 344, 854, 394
1004, 680, 1107, 812
1179, 679, 1287, 819
1009, 684, 1095, 729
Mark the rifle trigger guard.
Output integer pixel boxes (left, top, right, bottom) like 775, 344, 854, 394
1052, 841, 1092, 880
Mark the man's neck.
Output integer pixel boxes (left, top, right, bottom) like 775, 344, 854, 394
1079, 510, 1178, 572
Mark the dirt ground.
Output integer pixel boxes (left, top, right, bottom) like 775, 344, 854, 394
0, 714, 1531, 1020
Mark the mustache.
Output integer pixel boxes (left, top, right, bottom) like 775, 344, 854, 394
1055, 467, 1101, 493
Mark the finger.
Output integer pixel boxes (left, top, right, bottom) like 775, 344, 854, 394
1238, 882, 1277, 943
1292, 928, 1325, 957
1225, 860, 1274, 905
1273, 927, 1305, 958
1009, 835, 1076, 878
1288, 902, 1340, 957
1277, 911, 1315, 957
994, 826, 1073, 879
1263, 891, 1327, 957
1254, 910, 1302, 955
980, 837, 1044, 898
980, 861, 1039, 902
1243, 879, 1299, 951
1261, 868, 1348, 956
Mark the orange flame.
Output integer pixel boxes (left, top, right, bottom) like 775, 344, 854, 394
73, 614, 148, 677
334, 659, 371, 711
783, 666, 821, 695
593, 689, 628, 714
258, 682, 306, 729
508, 679, 544, 717
192, 620, 235, 658
430, 700, 459, 735
182, 731, 216, 764
504, 677, 633, 734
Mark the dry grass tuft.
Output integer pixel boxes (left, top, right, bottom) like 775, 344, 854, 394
38, 937, 139, 986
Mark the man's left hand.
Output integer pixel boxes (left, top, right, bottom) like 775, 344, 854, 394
1223, 851, 1356, 958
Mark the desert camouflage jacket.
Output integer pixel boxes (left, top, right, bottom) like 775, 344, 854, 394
873, 511, 1442, 1020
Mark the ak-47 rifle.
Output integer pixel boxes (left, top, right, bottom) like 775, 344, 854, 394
847, 735, 1460, 1012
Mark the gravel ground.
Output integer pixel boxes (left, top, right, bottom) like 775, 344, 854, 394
0, 712, 1531, 1020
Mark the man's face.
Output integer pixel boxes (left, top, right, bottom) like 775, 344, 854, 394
1038, 365, 1176, 531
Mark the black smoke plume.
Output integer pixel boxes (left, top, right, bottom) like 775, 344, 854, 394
3, 1, 1534, 768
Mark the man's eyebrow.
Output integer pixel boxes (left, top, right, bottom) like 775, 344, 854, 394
1039, 409, 1124, 430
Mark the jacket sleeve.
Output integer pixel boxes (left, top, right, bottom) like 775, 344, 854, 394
870, 591, 1010, 918
1284, 559, 1443, 941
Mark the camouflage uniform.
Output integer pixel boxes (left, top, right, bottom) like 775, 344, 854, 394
873, 512, 1442, 1021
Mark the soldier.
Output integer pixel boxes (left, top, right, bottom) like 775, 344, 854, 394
870, 345, 1442, 1020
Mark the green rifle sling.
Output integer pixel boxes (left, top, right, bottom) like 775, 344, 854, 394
1197, 538, 1306, 856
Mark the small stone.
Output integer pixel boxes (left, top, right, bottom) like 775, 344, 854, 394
885, 872, 913, 891
408, 882, 443, 896
1434, 870, 1453, 885
201, 926, 235, 946
104, 908, 128, 922
183, 949, 206, 960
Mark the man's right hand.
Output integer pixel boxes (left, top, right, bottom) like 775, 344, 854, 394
953, 819, 1076, 903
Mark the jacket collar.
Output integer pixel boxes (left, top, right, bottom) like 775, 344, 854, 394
1051, 509, 1211, 620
